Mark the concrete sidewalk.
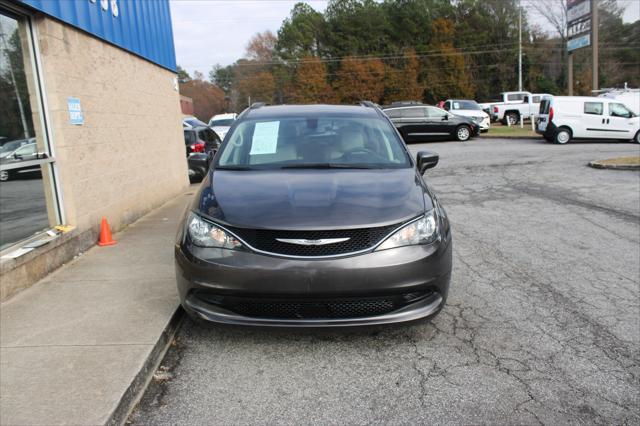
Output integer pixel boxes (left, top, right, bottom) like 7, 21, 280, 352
0, 190, 194, 425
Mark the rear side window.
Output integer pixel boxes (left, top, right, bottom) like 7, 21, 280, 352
584, 102, 603, 115
401, 108, 425, 118
532, 96, 540, 103
507, 93, 525, 101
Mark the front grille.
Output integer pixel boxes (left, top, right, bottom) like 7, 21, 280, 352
194, 291, 433, 320
226, 224, 399, 257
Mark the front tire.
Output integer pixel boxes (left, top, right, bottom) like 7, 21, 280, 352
0, 170, 9, 182
634, 131, 640, 144
554, 127, 572, 144
456, 125, 471, 142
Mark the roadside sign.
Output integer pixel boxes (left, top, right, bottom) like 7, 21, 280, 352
67, 97, 84, 125
568, 18, 591, 38
567, 33, 591, 52
567, 0, 591, 24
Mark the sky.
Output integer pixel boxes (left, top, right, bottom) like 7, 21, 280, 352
170, 0, 640, 77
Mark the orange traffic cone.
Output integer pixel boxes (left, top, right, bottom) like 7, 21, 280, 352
98, 217, 116, 246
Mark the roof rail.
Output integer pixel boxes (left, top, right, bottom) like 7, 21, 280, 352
360, 100, 379, 108
250, 102, 266, 109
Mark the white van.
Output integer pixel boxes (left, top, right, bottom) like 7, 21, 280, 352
537, 96, 639, 144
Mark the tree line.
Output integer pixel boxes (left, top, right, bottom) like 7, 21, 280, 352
178, 0, 639, 118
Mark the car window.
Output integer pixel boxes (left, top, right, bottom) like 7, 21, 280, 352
539, 99, 550, 114
184, 130, 196, 144
532, 96, 540, 103
210, 119, 234, 127
383, 109, 402, 118
608, 103, 632, 118
507, 93, 525, 101
14, 144, 36, 156
217, 116, 410, 169
400, 108, 425, 118
451, 101, 480, 110
424, 106, 446, 118
584, 102, 603, 115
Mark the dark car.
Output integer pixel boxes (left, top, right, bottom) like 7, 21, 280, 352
174, 103, 453, 327
0, 141, 45, 182
184, 126, 221, 181
383, 103, 479, 142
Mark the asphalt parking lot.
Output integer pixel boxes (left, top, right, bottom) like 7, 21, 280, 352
0, 178, 49, 250
130, 137, 640, 425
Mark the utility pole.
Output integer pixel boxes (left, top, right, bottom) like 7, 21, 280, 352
592, 0, 599, 91
518, 1, 523, 92
568, 54, 573, 95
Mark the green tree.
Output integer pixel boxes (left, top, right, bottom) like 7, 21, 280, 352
176, 65, 191, 84
209, 64, 234, 94
277, 3, 327, 59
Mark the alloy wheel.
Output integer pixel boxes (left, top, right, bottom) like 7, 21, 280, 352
457, 126, 470, 141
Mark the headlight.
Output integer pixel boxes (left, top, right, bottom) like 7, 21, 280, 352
471, 117, 480, 122
376, 211, 438, 251
187, 212, 243, 249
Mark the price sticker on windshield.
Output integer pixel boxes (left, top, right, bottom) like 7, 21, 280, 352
250, 121, 280, 155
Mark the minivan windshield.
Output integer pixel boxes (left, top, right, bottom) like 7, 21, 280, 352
216, 116, 411, 169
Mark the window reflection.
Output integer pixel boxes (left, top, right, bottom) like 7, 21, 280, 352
0, 11, 53, 250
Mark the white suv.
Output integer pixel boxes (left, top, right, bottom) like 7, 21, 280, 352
537, 96, 639, 144
208, 113, 237, 139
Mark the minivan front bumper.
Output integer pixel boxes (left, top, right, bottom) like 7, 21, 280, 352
175, 236, 452, 327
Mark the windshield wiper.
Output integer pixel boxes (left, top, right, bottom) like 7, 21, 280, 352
280, 163, 376, 169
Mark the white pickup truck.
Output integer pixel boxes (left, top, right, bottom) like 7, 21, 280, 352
482, 91, 552, 125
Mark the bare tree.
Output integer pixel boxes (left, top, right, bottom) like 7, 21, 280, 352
527, 0, 567, 42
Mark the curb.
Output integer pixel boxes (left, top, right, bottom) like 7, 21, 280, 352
106, 306, 185, 426
588, 161, 640, 170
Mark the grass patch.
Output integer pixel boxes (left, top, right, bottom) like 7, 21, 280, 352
483, 123, 538, 138
597, 156, 640, 166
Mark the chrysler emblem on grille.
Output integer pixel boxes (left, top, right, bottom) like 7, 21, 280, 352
276, 237, 350, 246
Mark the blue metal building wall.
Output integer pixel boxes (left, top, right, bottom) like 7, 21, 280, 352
17, 0, 177, 72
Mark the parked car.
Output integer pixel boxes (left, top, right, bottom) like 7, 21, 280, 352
383, 103, 480, 142
183, 117, 209, 129
443, 99, 490, 132
208, 113, 237, 140
184, 125, 221, 181
490, 92, 552, 125
598, 87, 640, 115
0, 141, 46, 181
479, 91, 530, 115
175, 103, 452, 326
536, 96, 640, 144
0, 137, 34, 159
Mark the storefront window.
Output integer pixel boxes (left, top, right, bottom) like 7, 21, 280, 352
0, 9, 58, 250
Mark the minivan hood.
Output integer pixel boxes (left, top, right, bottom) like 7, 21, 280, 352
194, 168, 428, 230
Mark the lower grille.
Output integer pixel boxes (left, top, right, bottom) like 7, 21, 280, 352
194, 291, 433, 320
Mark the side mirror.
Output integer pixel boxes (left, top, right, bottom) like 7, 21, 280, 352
416, 151, 439, 174
441, 114, 448, 121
